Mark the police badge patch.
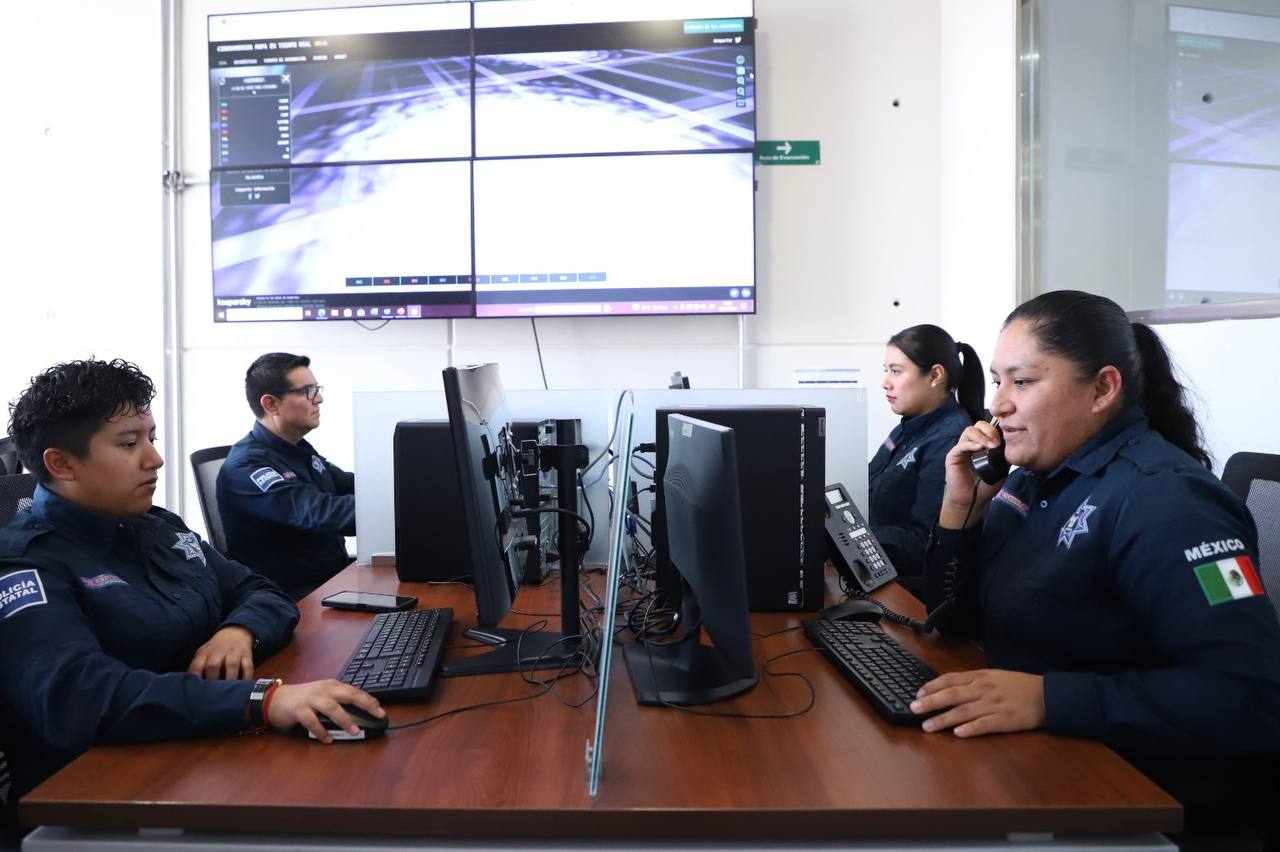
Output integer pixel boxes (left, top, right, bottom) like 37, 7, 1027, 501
311, 455, 325, 474
896, 447, 919, 470
1057, 497, 1097, 549
172, 531, 208, 567
0, 569, 47, 619
250, 467, 285, 492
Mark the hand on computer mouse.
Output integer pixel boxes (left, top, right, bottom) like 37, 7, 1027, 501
266, 679, 384, 743
821, 599, 885, 622
312, 704, 389, 741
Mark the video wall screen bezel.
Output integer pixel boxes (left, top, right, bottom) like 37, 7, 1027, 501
207, 0, 757, 323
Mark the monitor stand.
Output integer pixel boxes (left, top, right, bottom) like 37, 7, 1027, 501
439, 628, 580, 676
622, 634, 758, 706
440, 439, 588, 678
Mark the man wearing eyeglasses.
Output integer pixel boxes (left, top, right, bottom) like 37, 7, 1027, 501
217, 353, 355, 600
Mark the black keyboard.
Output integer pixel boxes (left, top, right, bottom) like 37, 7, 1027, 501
803, 618, 938, 725
337, 608, 453, 701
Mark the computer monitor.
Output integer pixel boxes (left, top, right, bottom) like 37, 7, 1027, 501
439, 363, 580, 676
623, 414, 756, 705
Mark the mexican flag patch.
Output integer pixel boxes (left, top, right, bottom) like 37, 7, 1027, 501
1194, 555, 1264, 606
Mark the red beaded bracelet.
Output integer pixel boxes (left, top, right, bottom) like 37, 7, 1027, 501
259, 679, 283, 730
242, 677, 284, 735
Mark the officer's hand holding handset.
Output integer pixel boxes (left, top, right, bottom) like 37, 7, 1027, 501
939, 418, 1007, 529
919, 417, 1046, 736
266, 680, 384, 744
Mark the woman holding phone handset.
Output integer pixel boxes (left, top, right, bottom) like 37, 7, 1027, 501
914, 291, 1280, 845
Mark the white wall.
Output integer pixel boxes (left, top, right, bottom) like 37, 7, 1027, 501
938, 0, 1018, 376
0, 2, 168, 497
1154, 318, 1280, 472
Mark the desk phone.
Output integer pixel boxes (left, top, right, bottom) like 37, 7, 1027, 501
823, 482, 897, 593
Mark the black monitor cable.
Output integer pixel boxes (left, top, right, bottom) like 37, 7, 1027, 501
643, 639, 817, 720
841, 478, 979, 633
631, 595, 695, 646
512, 506, 591, 547
426, 576, 472, 586
530, 318, 549, 390
634, 598, 815, 720
752, 624, 805, 639
577, 473, 595, 548
390, 622, 585, 731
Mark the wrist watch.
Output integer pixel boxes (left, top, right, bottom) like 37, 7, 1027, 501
246, 677, 278, 730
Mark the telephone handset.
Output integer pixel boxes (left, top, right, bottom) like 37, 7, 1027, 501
971, 420, 1010, 486
823, 483, 897, 593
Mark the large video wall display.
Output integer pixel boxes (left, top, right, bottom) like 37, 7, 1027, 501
1165, 5, 1280, 304
208, 0, 756, 322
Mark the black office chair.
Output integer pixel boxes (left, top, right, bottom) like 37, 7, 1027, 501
0, 733, 15, 849
0, 470, 32, 844
1222, 452, 1280, 621
190, 446, 232, 555
0, 475, 36, 528
0, 437, 19, 476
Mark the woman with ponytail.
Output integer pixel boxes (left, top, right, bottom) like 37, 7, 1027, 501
868, 324, 984, 593
914, 291, 1280, 847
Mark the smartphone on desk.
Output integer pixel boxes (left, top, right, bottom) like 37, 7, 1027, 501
320, 591, 418, 613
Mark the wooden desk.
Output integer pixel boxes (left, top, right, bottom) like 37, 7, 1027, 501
20, 564, 1180, 845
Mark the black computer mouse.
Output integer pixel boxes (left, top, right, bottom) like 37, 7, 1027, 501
307, 704, 389, 741
821, 599, 885, 622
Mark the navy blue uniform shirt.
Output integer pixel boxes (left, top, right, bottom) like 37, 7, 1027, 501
218, 421, 355, 600
869, 396, 971, 593
926, 407, 1280, 807
0, 485, 298, 811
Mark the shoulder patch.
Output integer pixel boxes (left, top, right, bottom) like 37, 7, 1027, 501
311, 455, 326, 474
81, 573, 129, 590
250, 467, 286, 492
0, 568, 48, 619
1194, 555, 1264, 606
992, 487, 1029, 518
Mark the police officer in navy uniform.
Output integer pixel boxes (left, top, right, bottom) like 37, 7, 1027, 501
0, 359, 382, 845
218, 353, 354, 600
914, 292, 1280, 850
868, 325, 984, 595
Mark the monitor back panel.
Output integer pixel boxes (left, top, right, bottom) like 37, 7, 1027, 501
654, 405, 826, 611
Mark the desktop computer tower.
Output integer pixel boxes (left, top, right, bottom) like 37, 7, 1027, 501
512, 419, 554, 585
511, 418, 581, 584
393, 420, 471, 582
652, 405, 826, 612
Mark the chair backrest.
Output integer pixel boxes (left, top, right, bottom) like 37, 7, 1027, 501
0, 473, 34, 840
1222, 452, 1280, 621
0, 475, 36, 529
190, 446, 232, 555
0, 437, 19, 476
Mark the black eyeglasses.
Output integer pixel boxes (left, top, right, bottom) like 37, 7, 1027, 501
274, 384, 323, 401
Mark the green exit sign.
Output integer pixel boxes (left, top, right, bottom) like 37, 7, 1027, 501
755, 140, 820, 165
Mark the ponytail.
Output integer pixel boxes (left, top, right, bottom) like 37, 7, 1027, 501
1131, 323, 1211, 468
887, 324, 986, 423
953, 342, 986, 423
1006, 291, 1211, 469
